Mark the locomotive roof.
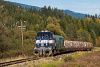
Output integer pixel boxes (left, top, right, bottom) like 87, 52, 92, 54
53, 35, 64, 38
37, 31, 53, 35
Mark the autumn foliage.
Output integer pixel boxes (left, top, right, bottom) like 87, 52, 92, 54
0, 0, 100, 58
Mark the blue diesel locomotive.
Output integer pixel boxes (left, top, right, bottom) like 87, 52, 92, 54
34, 31, 93, 56
34, 30, 64, 56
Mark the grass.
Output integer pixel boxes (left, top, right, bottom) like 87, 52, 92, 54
41, 60, 63, 67
41, 52, 89, 67
72, 51, 89, 58
3, 47, 100, 67
63, 56, 75, 62
59, 47, 100, 67
63, 51, 89, 62
92, 47, 100, 51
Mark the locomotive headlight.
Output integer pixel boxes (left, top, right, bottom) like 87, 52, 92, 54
36, 43, 40, 46
46, 40, 48, 46
46, 43, 48, 46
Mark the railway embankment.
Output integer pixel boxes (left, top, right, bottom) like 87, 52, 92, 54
1, 47, 100, 67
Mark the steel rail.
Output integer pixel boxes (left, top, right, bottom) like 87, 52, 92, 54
0, 57, 40, 67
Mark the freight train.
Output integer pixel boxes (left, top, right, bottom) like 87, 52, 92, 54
34, 31, 93, 56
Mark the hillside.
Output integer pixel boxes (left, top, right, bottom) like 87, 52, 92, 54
11, 2, 41, 10
0, 0, 100, 58
11, 2, 85, 18
64, 10, 85, 18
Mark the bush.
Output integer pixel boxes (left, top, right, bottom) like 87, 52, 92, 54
0, 50, 22, 58
63, 56, 75, 62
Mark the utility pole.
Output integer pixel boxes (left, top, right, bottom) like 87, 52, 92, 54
21, 20, 24, 57
18, 20, 26, 57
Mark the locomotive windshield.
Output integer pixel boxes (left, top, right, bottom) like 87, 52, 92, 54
36, 31, 53, 39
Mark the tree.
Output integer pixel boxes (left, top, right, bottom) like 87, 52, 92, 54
46, 16, 53, 24
90, 30, 97, 46
66, 23, 77, 40
88, 34, 93, 42
24, 30, 36, 39
46, 23, 66, 38
41, 6, 47, 15
0, 23, 11, 53
34, 24, 39, 32
77, 29, 89, 41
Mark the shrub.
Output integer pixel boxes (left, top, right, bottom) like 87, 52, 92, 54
0, 50, 22, 58
63, 56, 75, 62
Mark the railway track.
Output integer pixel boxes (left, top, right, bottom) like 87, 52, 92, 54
0, 57, 40, 67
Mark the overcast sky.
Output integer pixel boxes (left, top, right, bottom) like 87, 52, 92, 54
5, 0, 100, 15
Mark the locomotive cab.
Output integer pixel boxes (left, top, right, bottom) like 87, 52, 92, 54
34, 31, 55, 56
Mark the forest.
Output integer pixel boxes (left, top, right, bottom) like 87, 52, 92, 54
0, 0, 100, 58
